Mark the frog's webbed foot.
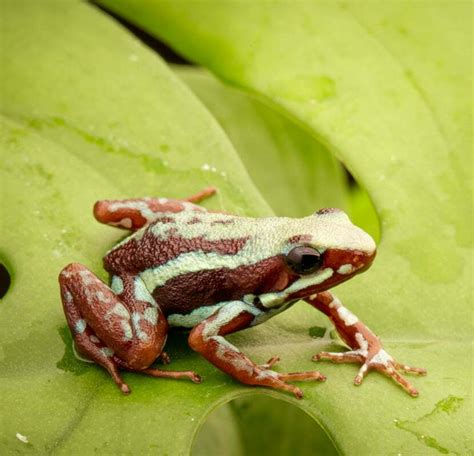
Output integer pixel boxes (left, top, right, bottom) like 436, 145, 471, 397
313, 347, 426, 397
306, 292, 426, 397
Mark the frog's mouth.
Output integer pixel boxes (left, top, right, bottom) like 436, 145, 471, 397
324, 248, 377, 275
282, 248, 376, 302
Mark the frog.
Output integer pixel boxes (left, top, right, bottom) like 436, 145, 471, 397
59, 187, 426, 398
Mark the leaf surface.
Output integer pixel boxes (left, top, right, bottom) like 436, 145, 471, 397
175, 66, 349, 218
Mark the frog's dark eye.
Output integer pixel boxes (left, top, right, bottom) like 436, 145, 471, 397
285, 246, 323, 275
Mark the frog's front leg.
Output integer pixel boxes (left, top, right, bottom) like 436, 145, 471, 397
188, 302, 325, 399
93, 186, 216, 230
59, 263, 200, 393
306, 291, 426, 396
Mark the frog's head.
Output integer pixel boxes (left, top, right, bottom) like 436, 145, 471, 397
257, 208, 376, 308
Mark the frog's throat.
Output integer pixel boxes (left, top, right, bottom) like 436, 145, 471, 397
257, 267, 334, 309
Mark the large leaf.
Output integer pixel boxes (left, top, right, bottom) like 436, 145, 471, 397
0, 2, 275, 454
175, 66, 349, 218
96, 2, 472, 454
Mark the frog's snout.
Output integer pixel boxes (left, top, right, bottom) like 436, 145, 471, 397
347, 230, 377, 274
323, 245, 376, 278
358, 248, 376, 273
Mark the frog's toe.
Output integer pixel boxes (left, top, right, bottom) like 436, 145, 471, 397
370, 357, 426, 397
312, 351, 364, 363
259, 355, 280, 369
140, 367, 202, 384
374, 363, 420, 397
351, 350, 426, 397
102, 358, 131, 394
120, 383, 131, 394
110, 371, 131, 394
353, 363, 369, 385
292, 386, 304, 400
392, 361, 427, 376
159, 351, 172, 365
190, 372, 202, 383
271, 378, 304, 399
278, 371, 326, 383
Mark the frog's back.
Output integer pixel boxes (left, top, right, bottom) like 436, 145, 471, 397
103, 211, 297, 315
104, 211, 251, 273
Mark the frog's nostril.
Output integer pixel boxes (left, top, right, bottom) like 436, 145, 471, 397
0, 263, 11, 299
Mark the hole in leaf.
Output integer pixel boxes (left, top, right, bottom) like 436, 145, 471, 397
0, 263, 11, 299
192, 395, 338, 456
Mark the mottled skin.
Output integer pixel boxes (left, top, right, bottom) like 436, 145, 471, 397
59, 187, 426, 398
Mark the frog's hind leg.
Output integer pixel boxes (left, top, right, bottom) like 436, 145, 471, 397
93, 186, 216, 231
59, 263, 200, 393
59, 265, 130, 393
189, 302, 326, 399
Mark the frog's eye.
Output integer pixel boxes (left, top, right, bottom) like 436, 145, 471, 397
285, 246, 323, 275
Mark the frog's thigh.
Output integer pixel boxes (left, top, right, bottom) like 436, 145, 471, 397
59, 264, 130, 392
93, 187, 216, 230
59, 263, 167, 371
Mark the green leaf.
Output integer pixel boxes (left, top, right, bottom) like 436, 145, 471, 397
174, 66, 349, 218
0, 2, 274, 454
93, 1, 473, 454
175, 65, 380, 244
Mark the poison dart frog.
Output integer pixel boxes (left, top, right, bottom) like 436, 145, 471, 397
59, 187, 426, 398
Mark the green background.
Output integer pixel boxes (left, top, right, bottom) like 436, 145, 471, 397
0, 2, 471, 455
